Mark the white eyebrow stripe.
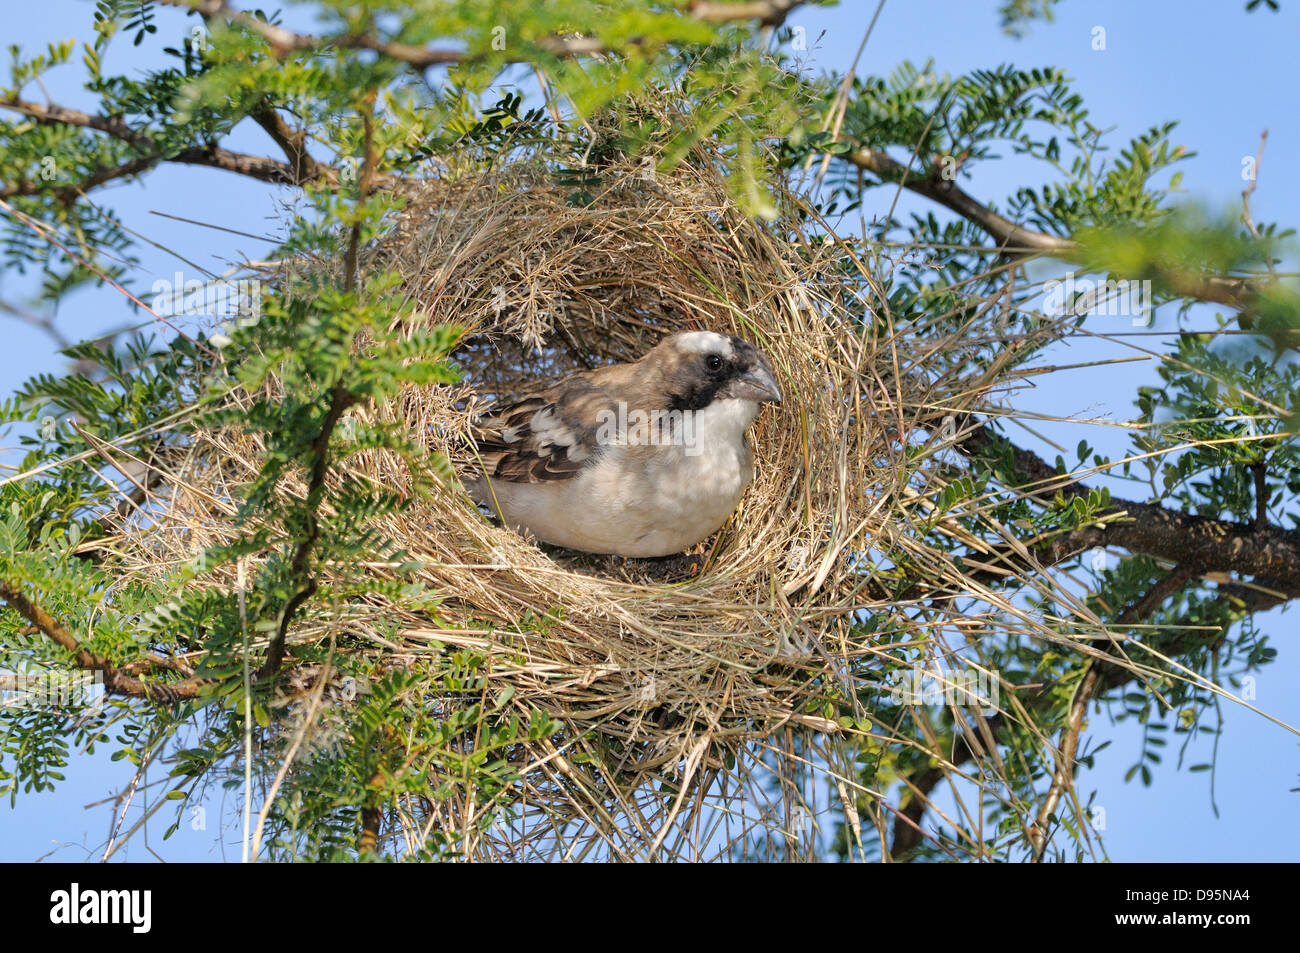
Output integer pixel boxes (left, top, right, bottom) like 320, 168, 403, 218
674, 331, 733, 357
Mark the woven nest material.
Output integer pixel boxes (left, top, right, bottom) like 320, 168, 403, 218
101, 148, 1063, 859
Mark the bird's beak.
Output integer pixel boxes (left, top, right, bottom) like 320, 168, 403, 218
727, 362, 783, 404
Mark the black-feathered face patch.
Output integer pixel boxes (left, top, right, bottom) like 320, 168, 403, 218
659, 332, 730, 412
659, 332, 779, 412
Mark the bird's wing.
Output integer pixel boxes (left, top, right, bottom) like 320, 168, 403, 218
467, 376, 615, 484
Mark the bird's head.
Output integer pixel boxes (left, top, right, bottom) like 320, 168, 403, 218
650, 330, 782, 412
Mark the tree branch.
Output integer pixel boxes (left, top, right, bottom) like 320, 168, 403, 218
250, 102, 330, 185
1028, 563, 1196, 860
842, 146, 1075, 255
1, 155, 160, 200
688, 0, 805, 25
956, 420, 1300, 596
256, 387, 353, 681
839, 146, 1270, 311
0, 579, 203, 702
0, 96, 412, 198
888, 418, 1299, 859
256, 83, 367, 684
1, 96, 153, 148
1252, 461, 1268, 531
170, 143, 342, 186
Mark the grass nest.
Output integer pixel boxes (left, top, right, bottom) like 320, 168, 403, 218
101, 144, 1073, 860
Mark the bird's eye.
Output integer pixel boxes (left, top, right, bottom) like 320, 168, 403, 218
705, 354, 723, 371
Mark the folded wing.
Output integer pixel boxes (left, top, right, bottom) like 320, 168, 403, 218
468, 377, 613, 484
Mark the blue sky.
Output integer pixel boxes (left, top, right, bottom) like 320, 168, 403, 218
1, 0, 1297, 861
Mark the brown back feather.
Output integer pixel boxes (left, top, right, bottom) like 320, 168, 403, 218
463, 333, 732, 484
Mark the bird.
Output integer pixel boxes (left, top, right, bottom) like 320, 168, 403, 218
462, 330, 782, 558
